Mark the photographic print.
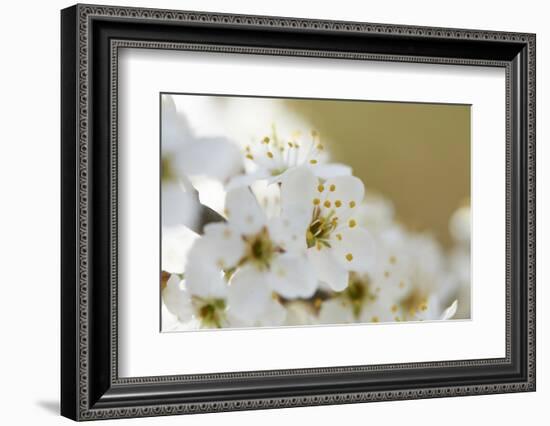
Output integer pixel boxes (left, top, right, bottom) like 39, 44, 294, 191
160, 94, 471, 331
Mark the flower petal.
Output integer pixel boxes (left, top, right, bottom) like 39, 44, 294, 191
226, 170, 270, 191
227, 266, 272, 323
202, 223, 246, 269
268, 254, 318, 299
280, 166, 317, 230
161, 225, 200, 274
185, 237, 230, 298
161, 95, 193, 152
440, 300, 458, 320
307, 247, 349, 291
312, 163, 352, 179
267, 216, 307, 253
177, 137, 243, 182
161, 275, 193, 321
319, 176, 365, 222
330, 228, 376, 273
161, 181, 201, 229
225, 186, 267, 235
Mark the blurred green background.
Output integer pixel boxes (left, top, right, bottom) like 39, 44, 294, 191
288, 100, 470, 248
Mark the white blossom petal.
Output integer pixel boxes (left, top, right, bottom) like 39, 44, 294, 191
225, 187, 267, 235
202, 223, 246, 269
176, 137, 243, 182
322, 175, 365, 206
440, 300, 458, 320
185, 237, 229, 298
226, 170, 270, 191
161, 225, 200, 274
330, 228, 376, 273
280, 166, 317, 230
267, 216, 307, 253
227, 266, 273, 323
312, 163, 352, 179
268, 254, 317, 299
161, 181, 200, 229
161, 95, 193, 152
307, 247, 349, 291
161, 275, 193, 321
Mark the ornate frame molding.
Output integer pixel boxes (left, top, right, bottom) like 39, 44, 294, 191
61, 4, 535, 421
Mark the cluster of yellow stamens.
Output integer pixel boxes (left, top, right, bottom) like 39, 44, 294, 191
307, 181, 359, 266
244, 129, 325, 176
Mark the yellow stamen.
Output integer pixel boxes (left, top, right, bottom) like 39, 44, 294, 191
334, 200, 342, 208
389, 255, 397, 264
266, 151, 273, 158
324, 200, 331, 208
246, 154, 254, 160
391, 304, 398, 313
313, 198, 320, 205
349, 201, 356, 208
329, 184, 336, 192
309, 159, 317, 164
348, 219, 357, 228
345, 253, 353, 262
262, 136, 270, 144
371, 316, 380, 323
335, 233, 343, 241
317, 184, 325, 192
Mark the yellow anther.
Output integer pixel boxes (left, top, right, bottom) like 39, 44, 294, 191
317, 184, 325, 192
329, 184, 336, 192
324, 200, 331, 208
335, 233, 343, 241
317, 144, 324, 150
371, 316, 380, 323
349, 201, 356, 208
266, 151, 273, 158
389, 255, 397, 264
288, 142, 294, 148
391, 304, 398, 313
348, 219, 357, 228
246, 154, 254, 160
345, 253, 353, 262
262, 136, 270, 144
309, 159, 317, 164
313, 198, 320, 205
334, 200, 342, 208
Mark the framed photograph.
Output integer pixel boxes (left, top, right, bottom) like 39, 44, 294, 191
61, 4, 536, 421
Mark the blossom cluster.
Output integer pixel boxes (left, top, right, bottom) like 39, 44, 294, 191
161, 95, 467, 331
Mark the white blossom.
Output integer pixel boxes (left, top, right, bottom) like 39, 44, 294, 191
280, 167, 375, 291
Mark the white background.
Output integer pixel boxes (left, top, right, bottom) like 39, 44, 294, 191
120, 50, 505, 376
0, 0, 547, 425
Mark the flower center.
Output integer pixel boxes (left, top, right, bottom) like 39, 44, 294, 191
344, 273, 377, 318
161, 155, 177, 182
400, 289, 429, 319
195, 298, 226, 328
242, 227, 275, 270
306, 206, 338, 249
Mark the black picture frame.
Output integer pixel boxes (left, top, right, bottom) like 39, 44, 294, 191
61, 4, 536, 421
